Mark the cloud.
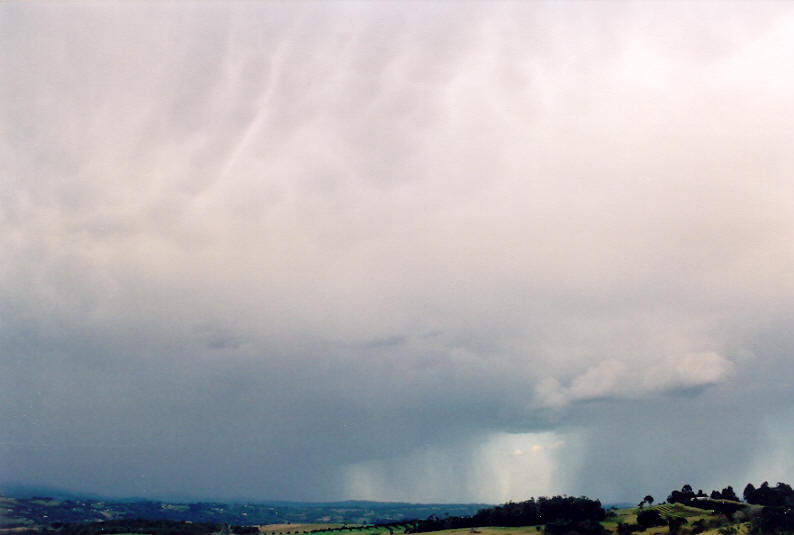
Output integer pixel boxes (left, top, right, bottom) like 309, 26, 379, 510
2, 1, 794, 503
534, 352, 735, 408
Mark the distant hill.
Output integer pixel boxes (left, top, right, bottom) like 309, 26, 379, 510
0, 483, 108, 501
0, 492, 489, 529
602, 503, 635, 510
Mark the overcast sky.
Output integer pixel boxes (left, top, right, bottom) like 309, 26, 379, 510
3, 1, 794, 505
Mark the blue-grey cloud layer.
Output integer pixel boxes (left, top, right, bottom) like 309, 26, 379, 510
3, 1, 794, 503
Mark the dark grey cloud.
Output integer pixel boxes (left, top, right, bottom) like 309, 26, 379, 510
3, 1, 794, 503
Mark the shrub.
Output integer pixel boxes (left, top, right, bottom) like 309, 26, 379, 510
690, 519, 706, 534
667, 516, 687, 535
637, 509, 665, 528
616, 523, 643, 534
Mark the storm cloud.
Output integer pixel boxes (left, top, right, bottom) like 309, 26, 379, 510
3, 1, 794, 503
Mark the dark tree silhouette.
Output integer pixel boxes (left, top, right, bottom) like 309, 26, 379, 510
743, 481, 794, 506
636, 509, 664, 528
721, 486, 738, 501
667, 516, 688, 535
409, 496, 605, 533
668, 485, 696, 504
744, 483, 756, 502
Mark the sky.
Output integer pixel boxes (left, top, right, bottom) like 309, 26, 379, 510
3, 1, 794, 505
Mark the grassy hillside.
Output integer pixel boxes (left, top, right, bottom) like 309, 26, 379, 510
601, 503, 751, 535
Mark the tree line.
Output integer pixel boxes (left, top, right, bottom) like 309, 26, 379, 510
665, 481, 794, 508
406, 496, 605, 534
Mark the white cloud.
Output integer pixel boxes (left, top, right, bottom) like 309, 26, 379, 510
534, 352, 734, 408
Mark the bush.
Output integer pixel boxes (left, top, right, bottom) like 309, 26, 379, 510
636, 510, 665, 528
616, 523, 643, 534
713, 502, 745, 518
666, 516, 687, 535
690, 519, 706, 534
750, 506, 794, 533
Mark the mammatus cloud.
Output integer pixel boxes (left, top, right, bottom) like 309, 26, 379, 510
2, 1, 794, 503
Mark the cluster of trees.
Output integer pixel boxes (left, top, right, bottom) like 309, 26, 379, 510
710, 487, 739, 501
407, 496, 605, 534
665, 484, 742, 516
750, 503, 794, 533
742, 482, 794, 507
666, 482, 794, 507
659, 481, 794, 534
667, 485, 707, 504
741, 482, 794, 534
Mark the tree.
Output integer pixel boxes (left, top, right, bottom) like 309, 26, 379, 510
636, 509, 665, 528
721, 486, 738, 501
743, 483, 756, 502
667, 517, 687, 535
668, 485, 696, 504
644, 495, 654, 506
